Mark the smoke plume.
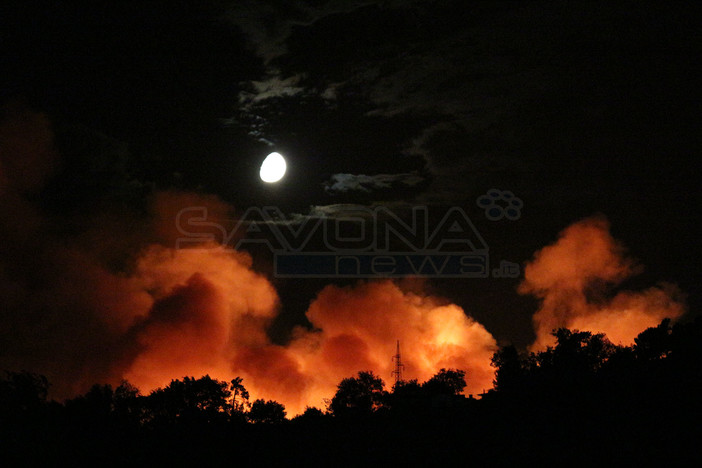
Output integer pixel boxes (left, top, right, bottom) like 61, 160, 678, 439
0, 103, 686, 416
281, 281, 498, 412
519, 216, 685, 350
124, 272, 498, 415
0, 103, 498, 414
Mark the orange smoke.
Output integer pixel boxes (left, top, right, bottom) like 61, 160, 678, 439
0, 103, 687, 416
123, 243, 279, 393
281, 281, 498, 413
122, 256, 497, 415
114, 195, 499, 415
519, 216, 685, 350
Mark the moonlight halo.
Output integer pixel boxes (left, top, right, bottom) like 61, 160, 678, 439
259, 152, 287, 183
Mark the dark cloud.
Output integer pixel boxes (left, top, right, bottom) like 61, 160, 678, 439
229, 0, 701, 215
1, 0, 700, 402
0, 100, 58, 195
323, 172, 425, 195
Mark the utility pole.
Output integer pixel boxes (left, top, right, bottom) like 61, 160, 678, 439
392, 340, 404, 385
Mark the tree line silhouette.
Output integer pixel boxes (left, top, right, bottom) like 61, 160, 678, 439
2, 317, 701, 464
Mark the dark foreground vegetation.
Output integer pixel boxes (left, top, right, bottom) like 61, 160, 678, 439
2, 318, 701, 465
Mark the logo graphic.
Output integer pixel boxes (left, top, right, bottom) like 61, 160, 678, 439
492, 260, 520, 278
175, 202, 523, 279
476, 189, 523, 221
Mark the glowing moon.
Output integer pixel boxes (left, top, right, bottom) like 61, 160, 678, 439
259, 152, 287, 183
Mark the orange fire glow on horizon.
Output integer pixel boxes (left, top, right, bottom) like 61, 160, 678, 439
121, 244, 499, 415
0, 104, 687, 416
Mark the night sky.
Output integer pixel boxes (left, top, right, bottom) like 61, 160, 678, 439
1, 1, 701, 403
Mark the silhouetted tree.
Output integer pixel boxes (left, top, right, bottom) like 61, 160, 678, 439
114, 380, 139, 400
0, 370, 49, 416
527, 329, 617, 389
291, 406, 327, 423
669, 316, 702, 371
248, 399, 286, 423
229, 376, 250, 413
330, 371, 387, 417
113, 380, 142, 424
145, 375, 231, 424
68, 384, 114, 419
422, 368, 466, 396
635, 318, 672, 361
388, 378, 423, 412
392, 378, 422, 397
491, 345, 523, 393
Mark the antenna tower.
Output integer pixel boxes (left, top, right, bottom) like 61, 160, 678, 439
391, 340, 404, 385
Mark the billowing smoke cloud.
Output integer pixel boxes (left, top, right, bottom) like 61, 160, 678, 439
1, 103, 686, 416
124, 274, 498, 416
0, 101, 147, 395
0, 103, 260, 398
283, 281, 498, 411
122, 244, 279, 392
0, 102, 497, 415
519, 216, 686, 350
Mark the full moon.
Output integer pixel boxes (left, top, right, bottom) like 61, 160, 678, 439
259, 152, 287, 183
